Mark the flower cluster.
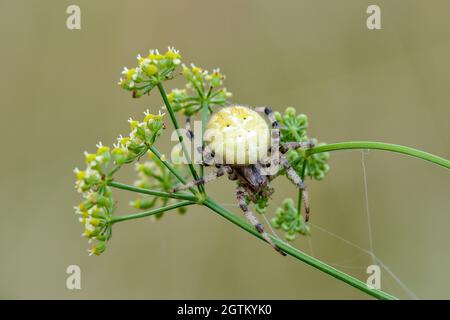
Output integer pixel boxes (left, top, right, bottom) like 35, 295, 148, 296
112, 109, 165, 165
131, 153, 189, 218
74, 109, 166, 255
286, 143, 330, 181
167, 64, 232, 116
275, 107, 330, 181
74, 143, 114, 256
118, 47, 182, 98
271, 198, 310, 241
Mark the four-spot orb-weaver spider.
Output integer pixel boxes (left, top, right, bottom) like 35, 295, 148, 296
172, 105, 315, 255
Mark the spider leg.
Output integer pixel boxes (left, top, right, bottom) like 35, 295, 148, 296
255, 106, 281, 176
172, 166, 229, 192
280, 140, 315, 154
255, 106, 280, 146
200, 145, 217, 166
256, 106, 311, 221
280, 155, 311, 222
185, 115, 194, 140
236, 185, 286, 256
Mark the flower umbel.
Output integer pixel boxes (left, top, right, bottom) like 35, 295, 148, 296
168, 64, 232, 116
275, 107, 330, 181
118, 47, 182, 98
271, 198, 310, 241
74, 109, 166, 255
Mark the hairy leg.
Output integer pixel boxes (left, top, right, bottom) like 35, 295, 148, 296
185, 116, 194, 140
256, 106, 311, 221
255, 106, 281, 176
280, 140, 315, 154
279, 155, 311, 222
236, 185, 286, 256
172, 166, 230, 192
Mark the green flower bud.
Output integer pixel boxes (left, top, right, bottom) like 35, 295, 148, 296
131, 197, 156, 210
143, 64, 158, 76
286, 232, 296, 241
285, 106, 296, 117
88, 241, 106, 256
178, 206, 187, 214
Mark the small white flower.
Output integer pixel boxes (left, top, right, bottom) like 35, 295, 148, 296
85, 167, 100, 179
96, 142, 103, 148
140, 58, 151, 68
121, 67, 129, 75
129, 129, 137, 140
75, 180, 85, 193
85, 223, 95, 232
117, 78, 123, 85
149, 49, 160, 55
131, 67, 141, 81
87, 205, 98, 216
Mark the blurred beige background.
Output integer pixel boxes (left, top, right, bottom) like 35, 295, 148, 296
0, 0, 449, 299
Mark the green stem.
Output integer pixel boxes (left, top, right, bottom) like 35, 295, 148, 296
157, 83, 204, 193
203, 198, 397, 300
201, 100, 209, 181
111, 200, 195, 223
148, 145, 197, 195
306, 141, 450, 169
107, 181, 197, 202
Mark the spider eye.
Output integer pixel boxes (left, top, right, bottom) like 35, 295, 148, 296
226, 124, 230, 127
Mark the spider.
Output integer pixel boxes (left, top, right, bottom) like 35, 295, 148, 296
172, 105, 314, 255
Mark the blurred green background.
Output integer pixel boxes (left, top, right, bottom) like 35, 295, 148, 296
0, 0, 449, 299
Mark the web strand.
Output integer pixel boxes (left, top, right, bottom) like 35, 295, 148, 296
361, 150, 376, 265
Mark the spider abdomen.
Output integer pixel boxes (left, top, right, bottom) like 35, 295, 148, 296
205, 105, 270, 165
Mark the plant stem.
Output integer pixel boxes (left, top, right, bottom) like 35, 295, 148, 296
148, 145, 197, 195
203, 197, 397, 300
306, 141, 450, 169
111, 200, 195, 223
201, 100, 209, 180
108, 180, 197, 202
148, 146, 187, 184
157, 83, 204, 193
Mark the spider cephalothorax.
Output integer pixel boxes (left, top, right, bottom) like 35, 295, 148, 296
173, 105, 314, 255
